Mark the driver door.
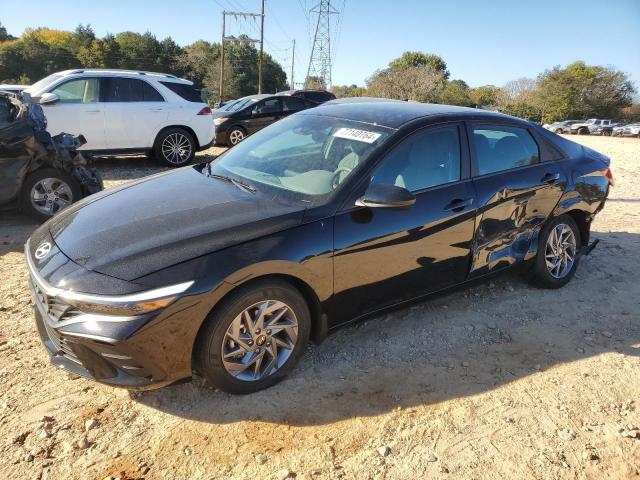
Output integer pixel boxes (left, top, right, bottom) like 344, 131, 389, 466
247, 98, 282, 135
40, 78, 105, 150
332, 123, 477, 321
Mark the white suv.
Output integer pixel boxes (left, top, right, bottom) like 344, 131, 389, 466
22, 69, 215, 167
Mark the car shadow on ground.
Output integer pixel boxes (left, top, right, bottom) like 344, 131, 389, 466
135, 231, 639, 427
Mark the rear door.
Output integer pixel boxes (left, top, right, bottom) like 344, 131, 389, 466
333, 123, 477, 320
41, 77, 105, 149
102, 77, 167, 149
468, 122, 567, 277
280, 96, 314, 118
246, 98, 282, 134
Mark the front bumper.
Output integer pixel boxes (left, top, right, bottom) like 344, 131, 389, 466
25, 242, 216, 391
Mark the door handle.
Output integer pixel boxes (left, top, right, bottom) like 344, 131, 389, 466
149, 108, 163, 112
541, 172, 560, 184
85, 110, 101, 113
444, 197, 474, 212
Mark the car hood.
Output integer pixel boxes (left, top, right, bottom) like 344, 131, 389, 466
48, 166, 306, 281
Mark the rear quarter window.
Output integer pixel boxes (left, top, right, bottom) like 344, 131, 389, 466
160, 82, 203, 102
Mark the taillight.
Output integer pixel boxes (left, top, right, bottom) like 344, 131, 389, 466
601, 168, 615, 187
197, 106, 212, 115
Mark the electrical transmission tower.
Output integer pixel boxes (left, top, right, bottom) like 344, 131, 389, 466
305, 0, 338, 89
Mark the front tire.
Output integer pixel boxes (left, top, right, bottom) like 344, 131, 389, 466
20, 168, 81, 221
195, 279, 311, 394
154, 128, 196, 167
226, 127, 246, 147
527, 215, 581, 289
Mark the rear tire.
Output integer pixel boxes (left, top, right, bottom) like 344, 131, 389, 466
194, 279, 311, 394
555, 128, 563, 134
578, 127, 589, 135
527, 215, 581, 289
154, 128, 196, 167
19, 168, 81, 221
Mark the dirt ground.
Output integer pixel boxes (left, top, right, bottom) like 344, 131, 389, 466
0, 135, 639, 480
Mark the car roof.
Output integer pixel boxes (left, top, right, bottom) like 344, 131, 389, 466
300, 98, 517, 129
56, 69, 192, 85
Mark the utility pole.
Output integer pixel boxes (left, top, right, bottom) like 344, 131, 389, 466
219, 11, 226, 102
290, 39, 295, 89
305, 0, 338, 89
218, 9, 264, 103
258, 0, 265, 94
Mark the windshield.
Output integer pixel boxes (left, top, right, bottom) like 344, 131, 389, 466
24, 73, 62, 95
223, 97, 259, 112
208, 114, 393, 202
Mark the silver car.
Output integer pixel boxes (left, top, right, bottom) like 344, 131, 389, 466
544, 120, 580, 134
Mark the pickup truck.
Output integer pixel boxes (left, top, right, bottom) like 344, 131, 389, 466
569, 119, 613, 135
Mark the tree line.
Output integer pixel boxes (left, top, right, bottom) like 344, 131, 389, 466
0, 23, 288, 101
1, 23, 637, 122
333, 51, 638, 123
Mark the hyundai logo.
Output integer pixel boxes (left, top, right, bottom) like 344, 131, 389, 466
34, 242, 52, 260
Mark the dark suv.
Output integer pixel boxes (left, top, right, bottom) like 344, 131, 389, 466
277, 89, 336, 104
213, 94, 318, 146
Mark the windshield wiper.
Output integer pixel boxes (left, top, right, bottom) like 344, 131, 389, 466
206, 167, 256, 193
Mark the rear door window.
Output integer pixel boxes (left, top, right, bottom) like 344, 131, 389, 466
281, 96, 309, 112
472, 125, 540, 175
102, 78, 164, 102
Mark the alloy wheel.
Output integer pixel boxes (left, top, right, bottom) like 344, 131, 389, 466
161, 132, 192, 165
229, 129, 245, 145
221, 300, 298, 381
30, 177, 73, 216
545, 223, 577, 279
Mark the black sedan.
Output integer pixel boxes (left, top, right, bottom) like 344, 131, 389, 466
25, 100, 612, 394
213, 93, 318, 146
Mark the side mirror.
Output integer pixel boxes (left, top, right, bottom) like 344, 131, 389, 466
356, 183, 416, 209
39, 93, 59, 105
251, 107, 259, 116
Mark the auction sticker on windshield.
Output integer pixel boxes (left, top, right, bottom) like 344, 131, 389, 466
333, 127, 381, 144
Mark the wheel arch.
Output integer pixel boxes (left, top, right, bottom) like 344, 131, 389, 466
154, 125, 200, 150
562, 209, 590, 247
190, 272, 327, 372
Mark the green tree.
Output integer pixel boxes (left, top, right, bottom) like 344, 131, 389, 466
366, 64, 446, 103
469, 85, 501, 107
535, 62, 635, 122
0, 22, 10, 41
440, 79, 472, 106
388, 51, 449, 80
331, 84, 366, 98
304, 76, 326, 89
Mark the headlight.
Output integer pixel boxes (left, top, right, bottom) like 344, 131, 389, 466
214, 117, 228, 126
58, 281, 194, 315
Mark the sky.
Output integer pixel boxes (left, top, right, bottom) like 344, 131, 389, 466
2, 0, 639, 89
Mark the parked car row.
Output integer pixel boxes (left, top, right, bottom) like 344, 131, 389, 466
544, 118, 640, 137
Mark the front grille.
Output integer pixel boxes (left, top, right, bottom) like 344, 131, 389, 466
32, 281, 83, 323
41, 318, 81, 363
